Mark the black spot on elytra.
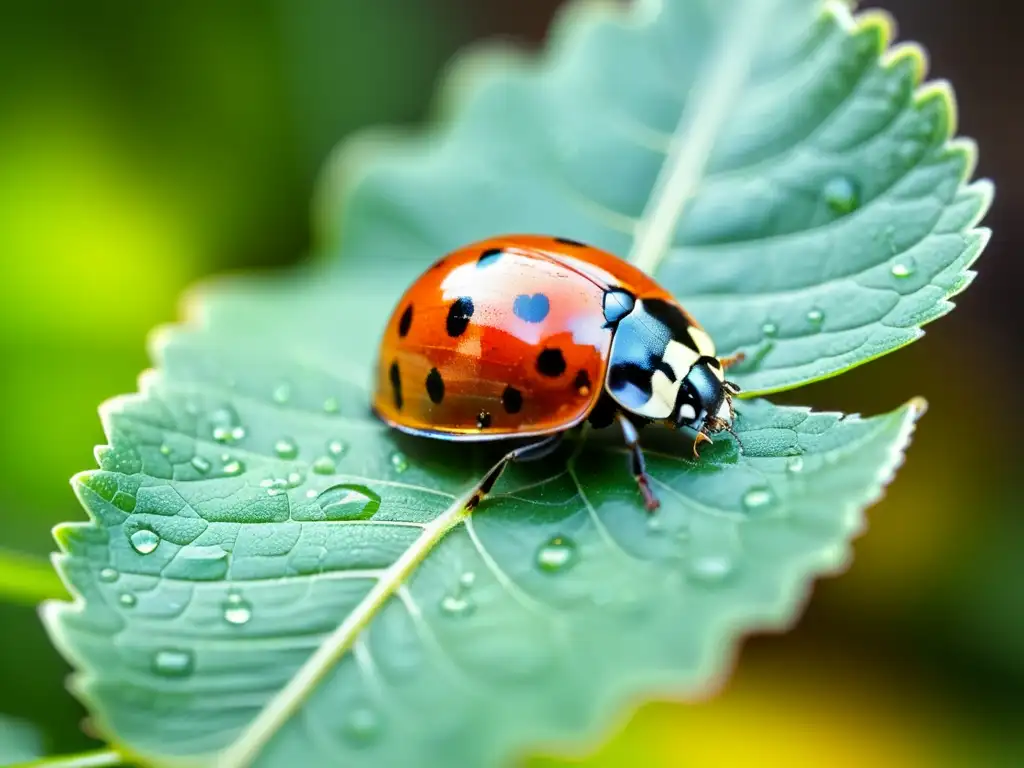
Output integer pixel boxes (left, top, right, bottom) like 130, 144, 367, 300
554, 237, 586, 247
398, 304, 413, 337
425, 368, 445, 404
389, 361, 403, 410
655, 359, 677, 382
501, 385, 523, 414
446, 297, 474, 337
476, 410, 492, 429
513, 293, 550, 324
573, 369, 592, 394
536, 348, 566, 378
477, 248, 503, 267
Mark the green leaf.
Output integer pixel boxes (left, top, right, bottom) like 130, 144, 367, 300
319, 0, 990, 396
41, 0, 962, 766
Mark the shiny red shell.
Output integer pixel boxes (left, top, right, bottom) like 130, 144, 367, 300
372, 234, 694, 440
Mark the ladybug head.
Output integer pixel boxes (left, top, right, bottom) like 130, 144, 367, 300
671, 357, 740, 437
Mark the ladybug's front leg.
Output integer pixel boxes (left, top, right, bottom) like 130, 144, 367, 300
616, 413, 660, 512
465, 433, 564, 512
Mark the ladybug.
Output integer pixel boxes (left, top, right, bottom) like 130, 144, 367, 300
372, 235, 743, 512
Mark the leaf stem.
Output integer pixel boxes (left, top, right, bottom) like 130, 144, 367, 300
5, 748, 122, 768
0, 548, 68, 606
216, 495, 473, 768
629, 0, 779, 274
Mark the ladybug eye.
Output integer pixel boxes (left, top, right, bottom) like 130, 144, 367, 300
602, 289, 635, 325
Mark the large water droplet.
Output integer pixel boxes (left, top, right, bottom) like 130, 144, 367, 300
390, 452, 408, 473
439, 594, 475, 617
535, 536, 578, 573
327, 439, 347, 457
98, 567, 119, 583
742, 486, 776, 513
312, 456, 336, 475
891, 261, 915, 278
151, 648, 194, 678
274, 437, 298, 460
222, 458, 245, 477
687, 555, 735, 585
190, 456, 211, 474
822, 175, 860, 215
786, 456, 805, 474
316, 484, 381, 520
272, 383, 291, 404
222, 593, 253, 626
129, 528, 160, 555
342, 707, 380, 746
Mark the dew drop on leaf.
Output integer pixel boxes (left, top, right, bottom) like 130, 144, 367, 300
806, 308, 824, 326
159, 444, 171, 457
761, 322, 779, 338
98, 567, 119, 583
687, 555, 735, 585
535, 536, 578, 573
822, 175, 860, 215
316, 484, 381, 520
274, 438, 299, 460
327, 439, 347, 457
190, 456, 212, 474
342, 707, 381, 746
323, 396, 340, 414
222, 459, 245, 477
222, 593, 253, 626
742, 486, 775, 513
210, 406, 246, 444
312, 456, 337, 475
118, 592, 136, 608
272, 383, 291, 404
439, 594, 475, 617
891, 261, 915, 278
647, 515, 663, 532
129, 529, 160, 555
151, 648, 194, 678
390, 452, 409, 473
786, 456, 805, 474
459, 571, 476, 588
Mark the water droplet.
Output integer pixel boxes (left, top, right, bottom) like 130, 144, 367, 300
891, 262, 914, 278
786, 456, 805, 474
272, 383, 291, 404
327, 439, 347, 457
342, 707, 380, 746
316, 484, 381, 520
439, 594, 475, 617
323, 397, 340, 414
305, 489, 318, 499
151, 648, 194, 678
210, 407, 246, 444
274, 438, 298, 460
159, 444, 171, 456
535, 536, 578, 573
459, 571, 476, 588
190, 456, 211, 474
742, 486, 776, 513
118, 592, 136, 608
222, 459, 245, 477
312, 456, 336, 475
390, 452, 408, 473
761, 322, 779, 338
98, 567, 119, 583
222, 594, 253, 626
806, 308, 824, 326
687, 555, 735, 585
647, 515, 663, 532
129, 528, 160, 555
822, 175, 860, 215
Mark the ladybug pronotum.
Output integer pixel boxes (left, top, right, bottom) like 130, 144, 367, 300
372, 234, 743, 512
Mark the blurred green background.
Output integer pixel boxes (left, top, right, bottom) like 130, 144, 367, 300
0, 1, 1020, 765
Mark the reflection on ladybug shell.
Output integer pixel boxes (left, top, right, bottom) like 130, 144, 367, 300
371, 234, 691, 441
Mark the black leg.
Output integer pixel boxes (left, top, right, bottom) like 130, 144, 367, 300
616, 413, 660, 512
465, 433, 564, 511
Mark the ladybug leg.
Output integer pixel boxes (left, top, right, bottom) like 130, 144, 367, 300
465, 433, 564, 512
719, 351, 746, 369
616, 413, 660, 513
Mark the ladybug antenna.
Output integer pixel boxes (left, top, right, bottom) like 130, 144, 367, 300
721, 422, 744, 453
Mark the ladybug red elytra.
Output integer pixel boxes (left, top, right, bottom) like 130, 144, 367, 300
372, 235, 743, 512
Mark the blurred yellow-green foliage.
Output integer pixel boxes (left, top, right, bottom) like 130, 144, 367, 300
1, 1, 1020, 765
